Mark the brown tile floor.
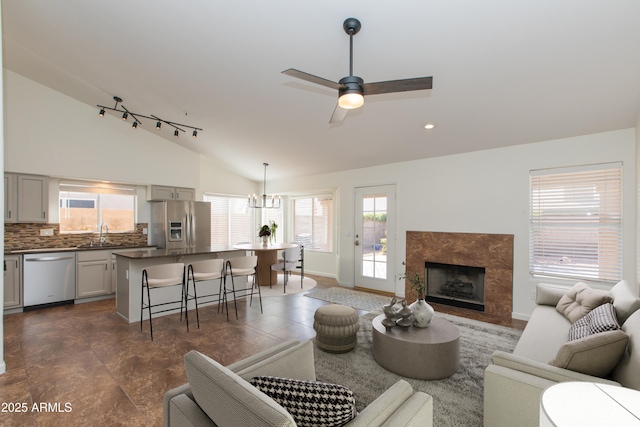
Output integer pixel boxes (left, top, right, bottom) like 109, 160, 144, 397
1, 275, 526, 426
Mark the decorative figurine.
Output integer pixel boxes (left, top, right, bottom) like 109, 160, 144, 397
395, 300, 414, 328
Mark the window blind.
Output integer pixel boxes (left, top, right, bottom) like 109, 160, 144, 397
293, 195, 333, 252
204, 194, 254, 246
529, 163, 622, 282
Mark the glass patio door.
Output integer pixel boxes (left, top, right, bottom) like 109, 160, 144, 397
354, 185, 395, 293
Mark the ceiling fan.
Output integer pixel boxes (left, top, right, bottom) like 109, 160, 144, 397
282, 18, 433, 123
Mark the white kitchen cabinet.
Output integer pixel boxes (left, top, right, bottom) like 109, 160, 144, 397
4, 255, 22, 309
4, 174, 17, 223
18, 174, 49, 222
147, 185, 195, 201
76, 250, 111, 299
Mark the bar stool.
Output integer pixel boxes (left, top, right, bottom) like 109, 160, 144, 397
224, 256, 261, 319
186, 258, 227, 326
141, 262, 186, 340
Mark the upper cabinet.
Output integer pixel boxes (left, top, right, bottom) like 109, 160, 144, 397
147, 185, 195, 201
4, 173, 49, 223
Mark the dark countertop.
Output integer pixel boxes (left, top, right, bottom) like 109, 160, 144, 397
113, 245, 241, 259
7, 244, 156, 255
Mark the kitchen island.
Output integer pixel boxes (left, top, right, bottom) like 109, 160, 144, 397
114, 246, 247, 323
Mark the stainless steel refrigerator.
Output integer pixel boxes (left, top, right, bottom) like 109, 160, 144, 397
149, 201, 211, 249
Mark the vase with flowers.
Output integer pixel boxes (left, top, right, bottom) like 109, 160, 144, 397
398, 271, 434, 328
269, 220, 278, 244
258, 225, 271, 245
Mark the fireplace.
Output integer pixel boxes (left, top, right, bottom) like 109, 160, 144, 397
405, 231, 514, 324
425, 262, 485, 311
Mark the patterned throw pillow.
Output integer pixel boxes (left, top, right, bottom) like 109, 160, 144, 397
250, 376, 356, 427
569, 303, 620, 341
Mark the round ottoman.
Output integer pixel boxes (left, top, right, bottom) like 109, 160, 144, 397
313, 304, 360, 353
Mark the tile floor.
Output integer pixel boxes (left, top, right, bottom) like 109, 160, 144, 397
1, 275, 525, 426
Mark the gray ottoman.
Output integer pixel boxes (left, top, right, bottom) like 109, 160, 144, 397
313, 304, 360, 353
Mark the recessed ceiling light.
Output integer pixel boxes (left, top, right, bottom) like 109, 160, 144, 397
423, 123, 436, 130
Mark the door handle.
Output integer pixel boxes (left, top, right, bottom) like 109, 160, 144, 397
355, 234, 360, 246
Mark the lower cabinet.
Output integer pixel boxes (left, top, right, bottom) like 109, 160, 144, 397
4, 255, 22, 309
76, 250, 112, 299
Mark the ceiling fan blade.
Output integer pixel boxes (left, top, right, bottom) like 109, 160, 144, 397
329, 103, 348, 124
282, 69, 343, 90
363, 76, 433, 96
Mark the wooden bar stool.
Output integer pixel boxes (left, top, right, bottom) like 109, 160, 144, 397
141, 262, 186, 340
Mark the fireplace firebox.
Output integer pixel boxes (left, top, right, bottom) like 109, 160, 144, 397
425, 262, 485, 312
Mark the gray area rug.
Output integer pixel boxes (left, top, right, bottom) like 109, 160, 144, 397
305, 286, 392, 311
310, 288, 522, 426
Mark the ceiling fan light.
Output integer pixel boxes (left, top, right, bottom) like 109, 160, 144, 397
339, 92, 364, 109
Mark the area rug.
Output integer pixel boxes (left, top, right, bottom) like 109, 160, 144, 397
259, 274, 317, 297
304, 286, 392, 311
313, 310, 522, 427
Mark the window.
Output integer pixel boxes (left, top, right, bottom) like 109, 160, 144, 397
59, 182, 136, 233
529, 163, 622, 282
204, 194, 255, 245
293, 195, 333, 252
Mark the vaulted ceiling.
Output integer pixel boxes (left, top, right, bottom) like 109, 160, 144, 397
3, 1, 640, 181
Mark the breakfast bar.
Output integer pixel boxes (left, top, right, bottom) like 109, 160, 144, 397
114, 246, 247, 323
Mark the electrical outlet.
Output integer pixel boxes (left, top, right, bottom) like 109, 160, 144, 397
530, 289, 537, 301
143, 228, 148, 235
39, 228, 54, 236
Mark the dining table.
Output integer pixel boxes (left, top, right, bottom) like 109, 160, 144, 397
232, 242, 298, 286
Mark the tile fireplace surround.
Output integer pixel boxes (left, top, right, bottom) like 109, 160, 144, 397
406, 231, 514, 324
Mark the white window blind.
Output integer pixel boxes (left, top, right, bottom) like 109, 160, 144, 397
293, 195, 333, 252
203, 194, 254, 246
529, 163, 622, 282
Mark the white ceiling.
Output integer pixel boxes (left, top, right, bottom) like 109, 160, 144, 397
3, 1, 640, 181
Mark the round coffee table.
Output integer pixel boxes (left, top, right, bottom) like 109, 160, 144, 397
371, 314, 460, 380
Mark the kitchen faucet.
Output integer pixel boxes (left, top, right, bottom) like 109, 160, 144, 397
99, 223, 109, 244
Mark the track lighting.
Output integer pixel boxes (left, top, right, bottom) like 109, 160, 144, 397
97, 96, 202, 138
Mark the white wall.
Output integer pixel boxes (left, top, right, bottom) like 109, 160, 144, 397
272, 128, 637, 320
1, 1, 6, 375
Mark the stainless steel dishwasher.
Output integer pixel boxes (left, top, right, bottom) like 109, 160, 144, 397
23, 252, 76, 307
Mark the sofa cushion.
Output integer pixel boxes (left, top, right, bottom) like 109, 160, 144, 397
569, 303, 620, 341
183, 350, 295, 427
610, 309, 640, 389
250, 376, 356, 427
556, 282, 612, 323
549, 329, 629, 377
609, 280, 640, 324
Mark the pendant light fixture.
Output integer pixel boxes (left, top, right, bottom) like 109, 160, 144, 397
248, 163, 281, 209
97, 96, 202, 138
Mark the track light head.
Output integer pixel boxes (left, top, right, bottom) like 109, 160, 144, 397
132, 121, 138, 129
99, 108, 105, 117
156, 121, 161, 130
174, 129, 179, 137
192, 130, 197, 138
122, 112, 128, 121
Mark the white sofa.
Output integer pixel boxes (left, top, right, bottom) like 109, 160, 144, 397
484, 280, 640, 426
164, 339, 433, 426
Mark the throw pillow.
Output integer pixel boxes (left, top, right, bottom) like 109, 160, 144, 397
251, 376, 356, 427
568, 303, 620, 341
556, 282, 612, 323
549, 329, 629, 377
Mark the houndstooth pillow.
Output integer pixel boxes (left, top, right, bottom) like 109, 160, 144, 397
250, 376, 356, 427
569, 302, 620, 341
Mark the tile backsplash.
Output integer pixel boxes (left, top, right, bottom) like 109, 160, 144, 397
5, 223, 149, 252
